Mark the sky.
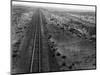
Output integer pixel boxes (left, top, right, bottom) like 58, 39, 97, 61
12, 1, 95, 12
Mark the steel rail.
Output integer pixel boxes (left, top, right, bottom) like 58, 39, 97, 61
30, 22, 38, 72
39, 23, 41, 72
39, 11, 42, 72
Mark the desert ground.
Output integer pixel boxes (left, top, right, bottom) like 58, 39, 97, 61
11, 4, 96, 74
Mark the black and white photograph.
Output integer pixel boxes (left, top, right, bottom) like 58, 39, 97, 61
11, 0, 96, 74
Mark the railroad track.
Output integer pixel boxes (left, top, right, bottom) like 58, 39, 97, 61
30, 9, 42, 73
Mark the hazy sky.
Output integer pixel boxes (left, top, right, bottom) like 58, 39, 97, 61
12, 1, 95, 12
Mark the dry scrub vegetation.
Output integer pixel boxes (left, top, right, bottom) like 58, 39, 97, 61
11, 5, 35, 72
42, 8, 96, 70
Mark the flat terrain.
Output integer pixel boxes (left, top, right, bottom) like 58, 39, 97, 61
11, 5, 96, 74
